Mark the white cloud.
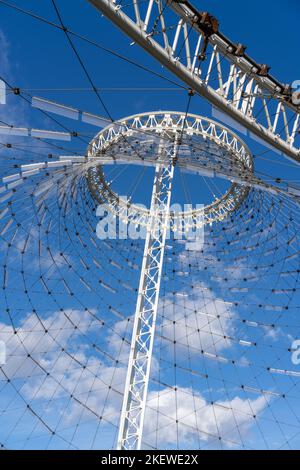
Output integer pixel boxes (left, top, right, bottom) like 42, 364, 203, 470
0, 29, 26, 126
0, 308, 127, 431
159, 289, 235, 354
1, 309, 94, 377
0, 206, 269, 449
144, 386, 267, 449
0, 290, 268, 449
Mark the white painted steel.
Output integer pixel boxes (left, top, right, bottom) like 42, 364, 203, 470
87, 0, 300, 162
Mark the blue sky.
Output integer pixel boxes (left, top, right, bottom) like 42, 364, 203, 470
0, 0, 300, 451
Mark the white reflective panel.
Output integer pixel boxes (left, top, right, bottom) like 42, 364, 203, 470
270, 368, 300, 378
82, 112, 111, 127
110, 259, 121, 269
109, 307, 123, 319
21, 169, 40, 177
0, 80, 6, 104
286, 252, 299, 261
230, 287, 249, 293
31, 129, 71, 141
0, 126, 28, 136
203, 351, 228, 363
249, 132, 281, 154
7, 179, 23, 189
21, 163, 45, 171
91, 157, 115, 165
121, 282, 135, 292
47, 160, 72, 167
116, 158, 152, 167
212, 106, 247, 135
33, 181, 55, 197
239, 340, 252, 347
287, 184, 300, 197
100, 281, 116, 294
59, 155, 85, 162
230, 175, 246, 185
215, 170, 230, 181
251, 181, 278, 195
32, 97, 79, 120
0, 218, 13, 236
264, 305, 286, 311
178, 145, 191, 156
245, 321, 258, 328
139, 139, 156, 145
180, 164, 214, 178
2, 173, 21, 183
0, 207, 8, 219
93, 156, 156, 167
0, 191, 13, 204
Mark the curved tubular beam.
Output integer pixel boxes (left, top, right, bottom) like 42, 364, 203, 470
87, 111, 253, 227
87, 0, 300, 162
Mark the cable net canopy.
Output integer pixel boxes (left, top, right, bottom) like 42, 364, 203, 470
0, 0, 299, 451
0, 123, 300, 449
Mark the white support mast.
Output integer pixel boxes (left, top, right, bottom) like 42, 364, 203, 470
117, 141, 176, 450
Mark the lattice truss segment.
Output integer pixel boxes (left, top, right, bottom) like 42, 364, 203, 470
87, 0, 300, 161
87, 111, 253, 228
118, 142, 176, 449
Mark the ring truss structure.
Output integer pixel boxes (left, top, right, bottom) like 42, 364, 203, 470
87, 0, 300, 161
87, 111, 253, 229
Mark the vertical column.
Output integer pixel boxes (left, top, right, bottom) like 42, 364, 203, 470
117, 142, 176, 450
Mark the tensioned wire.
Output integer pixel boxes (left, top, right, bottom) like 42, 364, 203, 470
1, 163, 300, 450
1, 0, 300, 451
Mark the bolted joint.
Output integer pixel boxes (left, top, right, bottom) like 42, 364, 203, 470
258, 64, 271, 76
234, 43, 247, 56
196, 11, 219, 36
